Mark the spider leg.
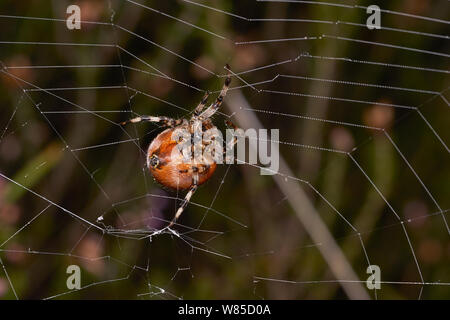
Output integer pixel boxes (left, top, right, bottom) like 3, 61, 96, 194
194, 91, 210, 116
225, 119, 238, 130
121, 115, 183, 127
225, 119, 240, 149
199, 65, 231, 120
168, 174, 199, 228
224, 119, 241, 163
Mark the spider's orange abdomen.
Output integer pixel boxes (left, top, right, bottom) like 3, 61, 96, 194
147, 127, 217, 190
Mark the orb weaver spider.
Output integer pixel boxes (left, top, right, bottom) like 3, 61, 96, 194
121, 65, 240, 228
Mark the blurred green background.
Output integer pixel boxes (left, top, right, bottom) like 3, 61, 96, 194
0, 0, 449, 299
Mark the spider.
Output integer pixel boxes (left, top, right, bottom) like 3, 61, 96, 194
121, 65, 239, 228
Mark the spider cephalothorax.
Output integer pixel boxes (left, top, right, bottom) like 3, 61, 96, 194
121, 65, 238, 227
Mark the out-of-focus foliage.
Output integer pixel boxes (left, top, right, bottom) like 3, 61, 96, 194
0, 0, 449, 299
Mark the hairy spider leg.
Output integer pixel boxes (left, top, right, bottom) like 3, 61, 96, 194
224, 119, 241, 163
194, 91, 210, 116
199, 65, 231, 120
168, 173, 199, 228
121, 115, 184, 127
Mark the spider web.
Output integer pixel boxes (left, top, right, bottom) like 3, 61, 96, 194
0, 0, 449, 300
